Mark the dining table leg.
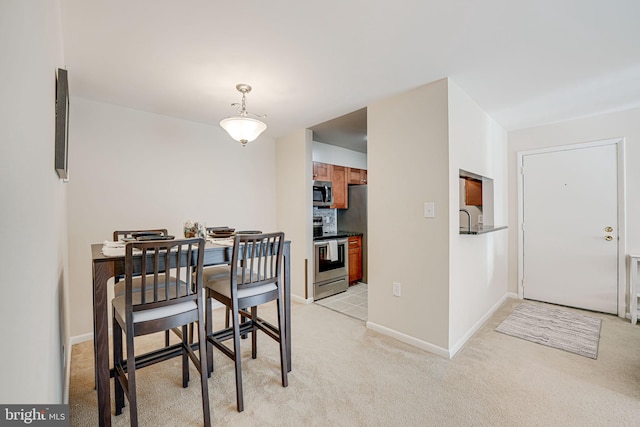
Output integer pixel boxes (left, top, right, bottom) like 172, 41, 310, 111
93, 261, 113, 427
283, 243, 291, 372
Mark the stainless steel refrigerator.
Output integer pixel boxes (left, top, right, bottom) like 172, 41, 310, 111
337, 185, 367, 284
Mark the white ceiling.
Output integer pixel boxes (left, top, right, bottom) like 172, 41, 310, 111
59, 0, 640, 151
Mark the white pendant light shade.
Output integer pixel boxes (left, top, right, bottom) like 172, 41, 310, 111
220, 84, 267, 146
219, 116, 267, 145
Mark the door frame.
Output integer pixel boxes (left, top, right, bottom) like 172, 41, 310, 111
517, 138, 626, 318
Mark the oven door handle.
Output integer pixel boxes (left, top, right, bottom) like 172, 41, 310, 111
314, 238, 348, 247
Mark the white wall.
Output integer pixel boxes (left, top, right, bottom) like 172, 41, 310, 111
367, 79, 450, 351
312, 141, 368, 169
67, 98, 277, 338
0, 0, 68, 403
276, 130, 314, 300
507, 107, 640, 297
447, 80, 509, 352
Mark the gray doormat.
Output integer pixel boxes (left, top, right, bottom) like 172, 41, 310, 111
495, 302, 602, 359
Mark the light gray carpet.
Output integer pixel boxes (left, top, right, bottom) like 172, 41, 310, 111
69, 298, 640, 426
495, 302, 601, 359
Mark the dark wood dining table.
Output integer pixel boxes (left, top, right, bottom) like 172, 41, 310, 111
91, 240, 291, 427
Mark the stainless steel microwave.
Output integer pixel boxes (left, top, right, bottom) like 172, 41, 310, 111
313, 181, 333, 207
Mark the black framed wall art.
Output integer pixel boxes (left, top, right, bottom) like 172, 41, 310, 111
55, 68, 69, 180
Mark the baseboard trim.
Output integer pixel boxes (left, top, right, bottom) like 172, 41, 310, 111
366, 292, 519, 359
291, 294, 314, 304
365, 321, 450, 359
448, 292, 518, 357
70, 331, 94, 345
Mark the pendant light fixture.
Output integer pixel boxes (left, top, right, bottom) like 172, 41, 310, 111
219, 84, 267, 146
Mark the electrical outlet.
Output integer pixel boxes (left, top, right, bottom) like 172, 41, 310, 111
393, 282, 401, 297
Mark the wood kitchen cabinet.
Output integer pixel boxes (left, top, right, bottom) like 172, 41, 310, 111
464, 178, 482, 206
347, 167, 368, 184
313, 162, 332, 181
348, 235, 363, 284
313, 162, 367, 209
331, 165, 348, 209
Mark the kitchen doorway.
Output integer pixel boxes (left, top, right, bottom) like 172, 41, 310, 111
517, 138, 625, 315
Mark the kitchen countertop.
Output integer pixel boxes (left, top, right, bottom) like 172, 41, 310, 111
459, 225, 508, 235
314, 231, 363, 241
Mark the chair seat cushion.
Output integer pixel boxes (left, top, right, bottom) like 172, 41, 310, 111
204, 271, 276, 299
202, 265, 232, 283
112, 289, 197, 324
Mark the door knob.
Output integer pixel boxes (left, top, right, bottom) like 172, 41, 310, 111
605, 235, 613, 241
604, 226, 613, 232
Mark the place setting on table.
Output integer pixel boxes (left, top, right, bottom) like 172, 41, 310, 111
101, 230, 175, 257
100, 223, 263, 257
183, 221, 263, 244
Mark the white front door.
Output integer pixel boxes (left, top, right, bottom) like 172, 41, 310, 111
521, 142, 619, 314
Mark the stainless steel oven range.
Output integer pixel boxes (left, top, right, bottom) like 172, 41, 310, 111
314, 238, 349, 300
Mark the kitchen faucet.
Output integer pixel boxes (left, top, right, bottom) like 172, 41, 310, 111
459, 209, 471, 232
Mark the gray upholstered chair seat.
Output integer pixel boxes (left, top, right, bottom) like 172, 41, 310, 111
112, 288, 196, 324
205, 275, 276, 299
202, 265, 232, 283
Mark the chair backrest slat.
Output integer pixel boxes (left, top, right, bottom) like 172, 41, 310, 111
125, 238, 205, 314
112, 229, 169, 284
231, 232, 284, 291
185, 244, 193, 295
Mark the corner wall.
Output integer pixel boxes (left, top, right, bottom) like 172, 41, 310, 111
0, 0, 68, 403
367, 79, 450, 350
276, 130, 314, 300
447, 80, 509, 351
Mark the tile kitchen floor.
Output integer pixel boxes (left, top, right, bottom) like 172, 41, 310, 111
314, 282, 368, 321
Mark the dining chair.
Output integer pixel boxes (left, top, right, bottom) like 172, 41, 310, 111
204, 232, 288, 412
112, 237, 211, 427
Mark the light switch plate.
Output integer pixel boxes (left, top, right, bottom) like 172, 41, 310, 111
393, 282, 401, 297
424, 202, 435, 218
